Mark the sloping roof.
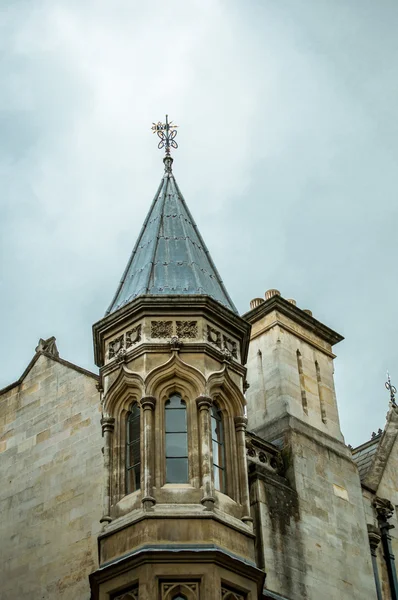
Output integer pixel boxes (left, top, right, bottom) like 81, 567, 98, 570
0, 337, 98, 397
106, 159, 237, 315
352, 434, 382, 480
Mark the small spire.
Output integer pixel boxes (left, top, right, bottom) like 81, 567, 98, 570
385, 371, 397, 406
151, 115, 179, 170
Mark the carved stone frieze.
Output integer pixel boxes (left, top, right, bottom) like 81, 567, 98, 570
109, 335, 124, 359
207, 325, 221, 348
151, 320, 173, 338
126, 324, 142, 347
176, 320, 198, 338
223, 334, 238, 358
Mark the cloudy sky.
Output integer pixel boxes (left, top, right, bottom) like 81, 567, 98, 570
1, 0, 397, 446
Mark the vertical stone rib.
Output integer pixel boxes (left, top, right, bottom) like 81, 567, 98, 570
315, 360, 327, 424
196, 396, 215, 510
100, 416, 115, 523
141, 396, 156, 510
234, 416, 253, 525
296, 350, 308, 415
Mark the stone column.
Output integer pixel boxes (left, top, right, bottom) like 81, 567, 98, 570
368, 524, 383, 600
100, 416, 115, 523
196, 396, 215, 510
141, 396, 156, 510
234, 416, 253, 524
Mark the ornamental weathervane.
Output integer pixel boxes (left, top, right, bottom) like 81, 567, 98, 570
385, 371, 397, 407
151, 115, 178, 157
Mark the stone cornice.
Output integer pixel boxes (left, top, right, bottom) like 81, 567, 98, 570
93, 295, 251, 367
243, 294, 343, 348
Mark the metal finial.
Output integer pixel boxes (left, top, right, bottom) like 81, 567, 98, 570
151, 114, 178, 157
385, 371, 397, 406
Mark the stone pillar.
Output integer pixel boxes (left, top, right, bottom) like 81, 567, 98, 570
100, 416, 115, 523
141, 396, 156, 510
368, 524, 382, 600
196, 396, 215, 510
234, 416, 253, 524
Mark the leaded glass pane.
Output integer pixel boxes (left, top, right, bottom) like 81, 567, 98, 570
166, 457, 188, 483
166, 433, 188, 457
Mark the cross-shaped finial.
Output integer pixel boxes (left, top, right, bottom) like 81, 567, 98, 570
385, 371, 397, 406
151, 115, 178, 157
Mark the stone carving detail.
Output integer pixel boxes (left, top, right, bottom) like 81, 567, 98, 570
113, 586, 138, 600
151, 321, 173, 338
115, 348, 127, 364
374, 496, 395, 521
223, 334, 238, 358
161, 581, 199, 600
176, 320, 198, 338
221, 586, 246, 600
126, 324, 142, 347
207, 325, 221, 348
109, 335, 124, 359
170, 335, 182, 351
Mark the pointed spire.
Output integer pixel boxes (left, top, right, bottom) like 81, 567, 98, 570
106, 117, 237, 315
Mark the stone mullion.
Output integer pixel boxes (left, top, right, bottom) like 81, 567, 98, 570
196, 396, 215, 510
234, 416, 253, 524
100, 416, 115, 523
141, 396, 156, 510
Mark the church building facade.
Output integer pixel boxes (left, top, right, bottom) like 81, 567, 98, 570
1, 121, 397, 599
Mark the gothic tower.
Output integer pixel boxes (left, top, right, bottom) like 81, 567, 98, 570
90, 121, 264, 599
244, 290, 376, 598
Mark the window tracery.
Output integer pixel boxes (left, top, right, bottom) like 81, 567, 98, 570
221, 585, 246, 600
161, 582, 199, 600
165, 393, 188, 483
113, 584, 139, 600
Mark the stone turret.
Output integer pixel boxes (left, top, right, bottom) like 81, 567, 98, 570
90, 151, 264, 599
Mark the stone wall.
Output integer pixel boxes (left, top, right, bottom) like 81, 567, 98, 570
0, 353, 102, 600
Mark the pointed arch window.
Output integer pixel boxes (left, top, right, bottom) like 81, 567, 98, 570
165, 393, 188, 483
126, 403, 141, 494
211, 404, 225, 492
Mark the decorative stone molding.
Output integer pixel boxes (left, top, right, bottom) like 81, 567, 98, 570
246, 436, 283, 474
170, 335, 182, 351
151, 320, 173, 338
374, 496, 395, 521
108, 335, 124, 359
223, 334, 238, 358
207, 325, 222, 348
115, 348, 127, 364
176, 320, 198, 338
140, 396, 156, 411
100, 416, 115, 434
126, 324, 142, 347
196, 395, 213, 410
368, 524, 382, 555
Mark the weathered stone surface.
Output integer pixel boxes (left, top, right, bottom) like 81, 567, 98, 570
0, 354, 102, 600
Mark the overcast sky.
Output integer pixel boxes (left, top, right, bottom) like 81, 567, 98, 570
1, 0, 398, 446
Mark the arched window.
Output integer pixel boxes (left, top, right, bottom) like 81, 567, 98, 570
126, 403, 141, 494
165, 393, 188, 483
211, 404, 225, 492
